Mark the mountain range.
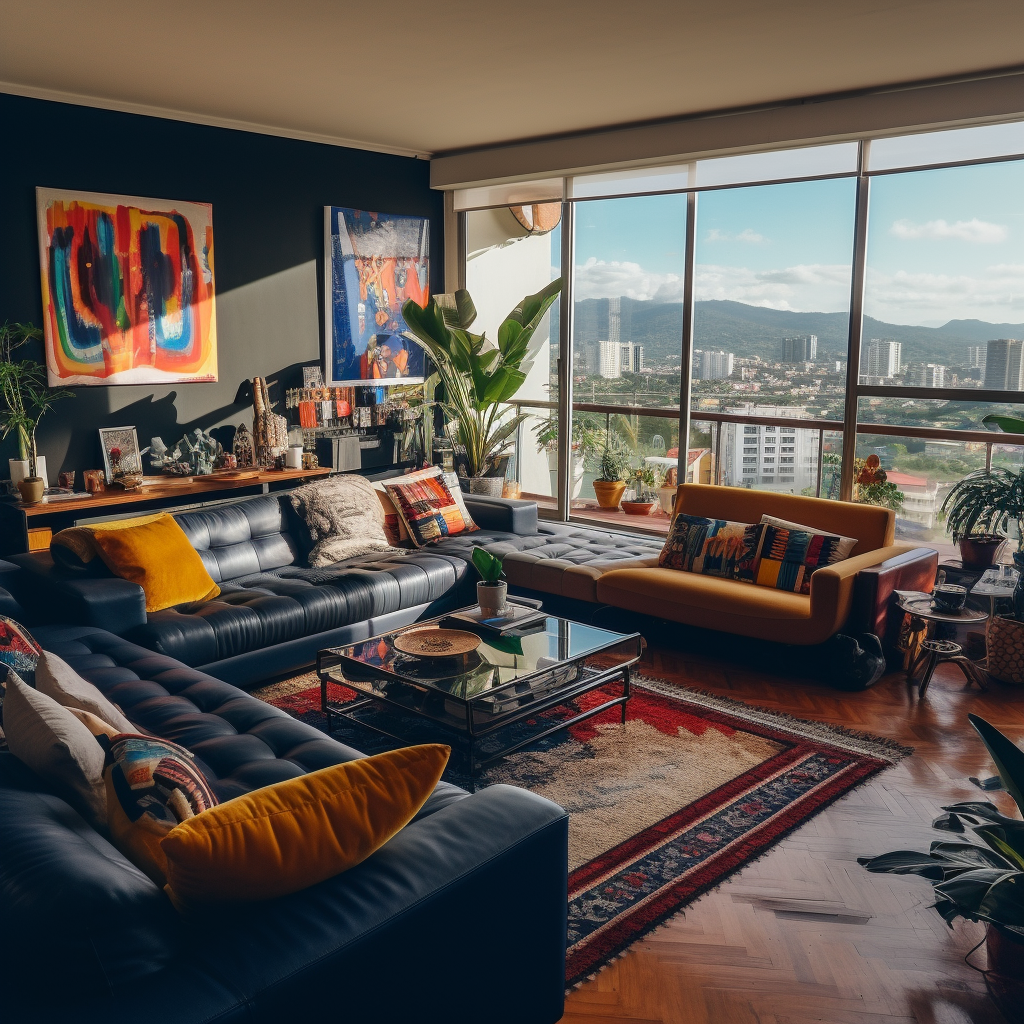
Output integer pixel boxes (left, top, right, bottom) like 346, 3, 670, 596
571, 297, 1024, 366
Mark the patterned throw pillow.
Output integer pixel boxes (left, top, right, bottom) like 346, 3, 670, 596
753, 522, 849, 595
105, 734, 219, 886
658, 513, 763, 582
759, 515, 857, 562
0, 616, 42, 688
384, 467, 478, 547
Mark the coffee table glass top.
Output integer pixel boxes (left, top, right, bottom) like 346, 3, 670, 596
319, 615, 641, 704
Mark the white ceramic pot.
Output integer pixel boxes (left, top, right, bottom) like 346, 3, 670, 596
477, 580, 508, 618
9, 457, 46, 489
547, 453, 585, 500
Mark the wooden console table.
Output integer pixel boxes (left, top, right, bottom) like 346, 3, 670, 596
0, 468, 330, 556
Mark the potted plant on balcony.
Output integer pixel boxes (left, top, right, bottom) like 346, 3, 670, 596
402, 281, 561, 497
533, 416, 595, 500
941, 468, 1024, 570
622, 463, 661, 516
859, 714, 1024, 1023
593, 441, 629, 509
0, 321, 73, 503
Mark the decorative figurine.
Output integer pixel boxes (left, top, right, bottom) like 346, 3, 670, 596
232, 423, 255, 468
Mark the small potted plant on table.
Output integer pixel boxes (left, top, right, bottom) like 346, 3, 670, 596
859, 713, 1024, 1022
593, 442, 629, 510
472, 548, 507, 618
0, 321, 73, 503
941, 468, 1024, 570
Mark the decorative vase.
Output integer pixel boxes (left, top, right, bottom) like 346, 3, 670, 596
621, 500, 656, 516
17, 476, 45, 504
960, 534, 1006, 570
985, 923, 1024, 1023
593, 479, 626, 509
9, 457, 47, 489
477, 580, 508, 618
469, 476, 504, 497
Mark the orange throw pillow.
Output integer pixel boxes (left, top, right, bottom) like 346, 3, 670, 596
161, 744, 450, 905
87, 514, 220, 612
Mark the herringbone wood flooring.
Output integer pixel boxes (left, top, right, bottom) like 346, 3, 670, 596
561, 641, 1024, 1024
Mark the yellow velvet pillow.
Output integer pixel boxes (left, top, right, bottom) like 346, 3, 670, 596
86, 514, 220, 612
161, 744, 450, 905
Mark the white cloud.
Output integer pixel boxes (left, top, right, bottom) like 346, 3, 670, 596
573, 257, 683, 302
695, 263, 851, 311
890, 217, 1009, 243
864, 262, 1024, 322
704, 227, 767, 244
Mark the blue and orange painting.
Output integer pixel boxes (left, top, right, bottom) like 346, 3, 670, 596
325, 207, 429, 385
36, 188, 217, 386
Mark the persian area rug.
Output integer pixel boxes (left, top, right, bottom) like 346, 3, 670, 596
254, 673, 910, 989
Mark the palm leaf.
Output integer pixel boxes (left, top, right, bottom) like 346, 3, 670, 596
969, 714, 1024, 816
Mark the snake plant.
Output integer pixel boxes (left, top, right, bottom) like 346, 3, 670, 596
860, 714, 1024, 931
401, 281, 561, 479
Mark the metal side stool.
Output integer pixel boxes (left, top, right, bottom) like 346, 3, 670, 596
908, 638, 988, 697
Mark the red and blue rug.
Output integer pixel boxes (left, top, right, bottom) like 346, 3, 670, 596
255, 673, 909, 989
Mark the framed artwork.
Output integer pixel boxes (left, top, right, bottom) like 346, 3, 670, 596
36, 187, 218, 386
98, 426, 142, 482
324, 207, 429, 386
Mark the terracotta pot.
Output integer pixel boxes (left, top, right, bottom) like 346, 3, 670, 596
17, 476, 45, 504
621, 500, 656, 516
986, 924, 1024, 1023
593, 479, 626, 509
959, 534, 1006, 570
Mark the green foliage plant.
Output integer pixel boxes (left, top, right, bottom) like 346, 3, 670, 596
0, 322, 74, 476
599, 442, 630, 483
941, 468, 1024, 546
471, 547, 504, 584
859, 480, 905, 514
631, 463, 661, 501
860, 714, 1024, 932
402, 281, 561, 479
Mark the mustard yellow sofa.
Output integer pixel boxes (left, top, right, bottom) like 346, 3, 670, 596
595, 485, 937, 646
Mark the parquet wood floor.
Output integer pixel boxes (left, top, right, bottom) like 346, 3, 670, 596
560, 641, 1024, 1024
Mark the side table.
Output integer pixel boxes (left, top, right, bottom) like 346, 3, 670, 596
897, 593, 989, 697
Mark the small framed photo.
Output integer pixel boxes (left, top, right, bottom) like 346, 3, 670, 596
98, 426, 142, 482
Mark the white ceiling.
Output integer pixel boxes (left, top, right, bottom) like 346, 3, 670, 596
2, 0, 1023, 159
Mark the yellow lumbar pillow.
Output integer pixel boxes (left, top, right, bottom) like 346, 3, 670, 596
83, 513, 220, 612
161, 744, 450, 905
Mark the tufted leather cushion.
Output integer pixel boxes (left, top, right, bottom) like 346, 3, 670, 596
125, 549, 469, 668
33, 626, 470, 818
175, 495, 304, 583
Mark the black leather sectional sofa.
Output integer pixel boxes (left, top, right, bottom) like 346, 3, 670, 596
12, 490, 663, 686
0, 565, 569, 1022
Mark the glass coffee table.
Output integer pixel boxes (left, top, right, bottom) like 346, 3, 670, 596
317, 611, 643, 776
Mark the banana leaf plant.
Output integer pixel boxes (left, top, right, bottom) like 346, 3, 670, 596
940, 468, 1024, 547
401, 280, 561, 479
859, 714, 1024, 931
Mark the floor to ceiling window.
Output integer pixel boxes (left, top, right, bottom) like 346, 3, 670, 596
458, 120, 1024, 552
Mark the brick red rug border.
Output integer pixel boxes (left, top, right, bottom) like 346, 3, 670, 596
255, 674, 910, 990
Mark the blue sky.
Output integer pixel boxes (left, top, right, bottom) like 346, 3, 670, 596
571, 159, 1024, 326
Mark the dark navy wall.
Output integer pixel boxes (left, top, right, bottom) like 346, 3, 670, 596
0, 92, 442, 475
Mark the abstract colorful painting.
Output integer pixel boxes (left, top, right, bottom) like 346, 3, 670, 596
324, 207, 429, 385
36, 188, 218, 386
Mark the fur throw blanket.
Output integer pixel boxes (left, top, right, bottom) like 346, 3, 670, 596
289, 474, 394, 567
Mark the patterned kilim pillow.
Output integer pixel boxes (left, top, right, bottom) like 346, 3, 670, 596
658, 513, 763, 582
384, 467, 478, 547
104, 734, 219, 886
0, 616, 43, 687
753, 522, 848, 595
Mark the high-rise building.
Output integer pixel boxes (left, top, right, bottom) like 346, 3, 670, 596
598, 339, 622, 379
983, 339, 1024, 390
780, 335, 817, 363
695, 350, 734, 380
720, 405, 815, 494
619, 343, 644, 373
607, 296, 621, 345
861, 338, 902, 379
906, 363, 946, 388
967, 344, 985, 369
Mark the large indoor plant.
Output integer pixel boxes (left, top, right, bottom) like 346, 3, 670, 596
859, 714, 1024, 1022
941, 468, 1024, 570
402, 281, 561, 496
0, 321, 73, 501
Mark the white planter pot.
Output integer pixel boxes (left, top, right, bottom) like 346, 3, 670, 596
477, 580, 508, 618
547, 452, 585, 500
9, 457, 47, 489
